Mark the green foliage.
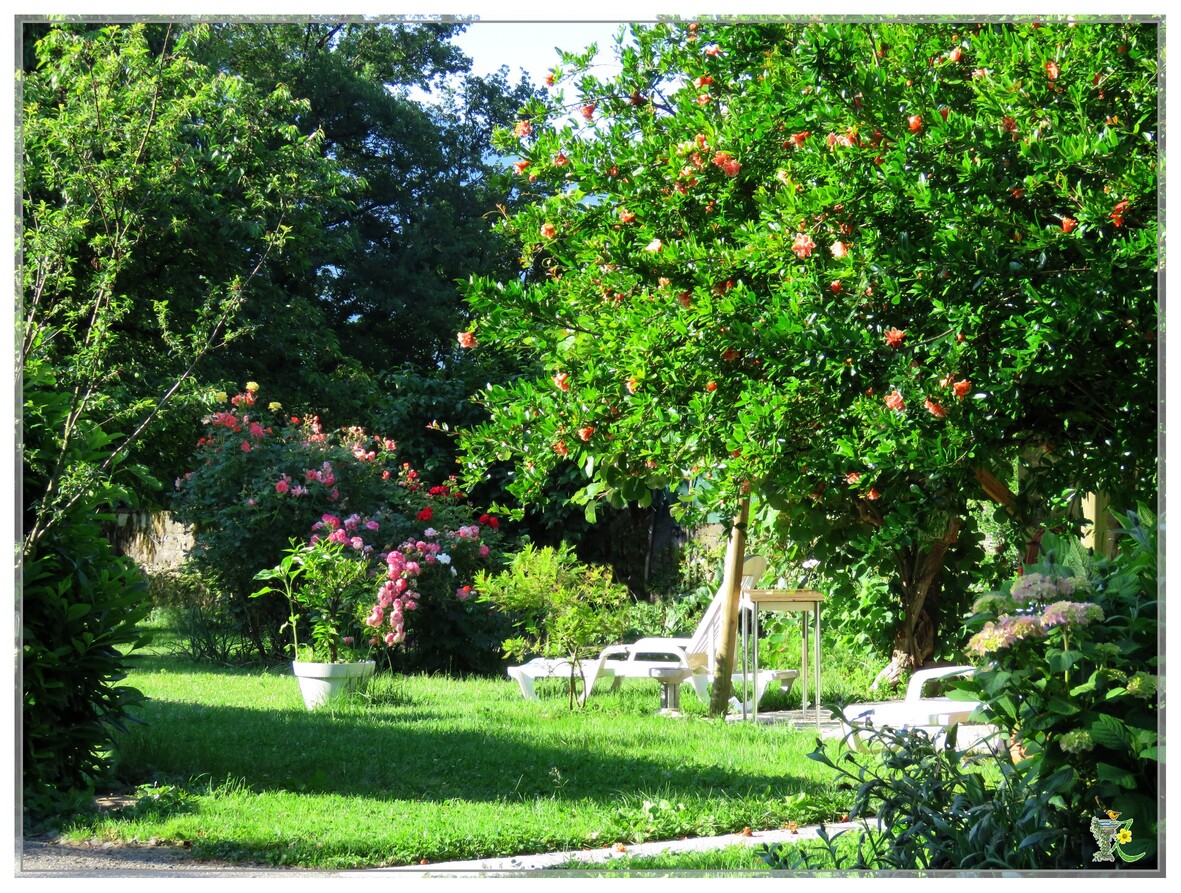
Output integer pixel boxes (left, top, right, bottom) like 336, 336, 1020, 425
146, 567, 254, 665
477, 544, 632, 706
21, 355, 152, 818
22, 22, 347, 495
780, 725, 1076, 870
198, 21, 542, 387
458, 19, 1158, 667
961, 509, 1159, 864
783, 508, 1160, 871
252, 539, 372, 664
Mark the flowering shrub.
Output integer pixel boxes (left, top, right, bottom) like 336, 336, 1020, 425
961, 512, 1159, 865
172, 384, 507, 670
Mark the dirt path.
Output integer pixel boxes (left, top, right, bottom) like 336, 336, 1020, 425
16, 836, 307, 876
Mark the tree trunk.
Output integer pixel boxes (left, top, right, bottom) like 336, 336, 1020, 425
872, 517, 962, 690
709, 498, 750, 717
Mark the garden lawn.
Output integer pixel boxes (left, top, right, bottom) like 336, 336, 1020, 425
76, 649, 850, 869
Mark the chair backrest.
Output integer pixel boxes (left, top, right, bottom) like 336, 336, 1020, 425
685, 555, 766, 672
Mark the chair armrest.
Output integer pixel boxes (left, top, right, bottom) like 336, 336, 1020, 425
905, 665, 976, 702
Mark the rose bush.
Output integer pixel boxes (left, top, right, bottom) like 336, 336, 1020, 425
172, 383, 509, 671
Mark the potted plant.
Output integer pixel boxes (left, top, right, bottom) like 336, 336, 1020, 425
252, 537, 375, 709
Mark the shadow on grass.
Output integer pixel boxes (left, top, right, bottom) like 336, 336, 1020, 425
115, 674, 830, 811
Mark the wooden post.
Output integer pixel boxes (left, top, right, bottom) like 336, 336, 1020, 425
1082, 492, 1116, 558
709, 497, 750, 717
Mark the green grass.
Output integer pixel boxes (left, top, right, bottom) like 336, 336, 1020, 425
549, 837, 864, 873
67, 641, 858, 870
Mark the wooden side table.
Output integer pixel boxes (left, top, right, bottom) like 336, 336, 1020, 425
740, 589, 824, 726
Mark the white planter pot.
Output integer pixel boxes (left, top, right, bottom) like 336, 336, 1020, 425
291, 660, 375, 710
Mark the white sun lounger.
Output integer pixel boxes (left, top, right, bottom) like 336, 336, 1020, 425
506, 555, 798, 710
841, 665, 987, 748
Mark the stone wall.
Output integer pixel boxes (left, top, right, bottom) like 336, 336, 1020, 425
111, 511, 193, 573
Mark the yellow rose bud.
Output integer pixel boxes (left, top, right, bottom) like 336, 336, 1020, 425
245, 381, 260, 393
214, 391, 228, 403
268, 402, 282, 412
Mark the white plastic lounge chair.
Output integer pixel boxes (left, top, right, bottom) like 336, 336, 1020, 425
506, 555, 798, 708
840, 664, 987, 748
590, 556, 798, 709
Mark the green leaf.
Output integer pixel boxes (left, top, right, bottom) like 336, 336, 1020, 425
1095, 762, 1137, 789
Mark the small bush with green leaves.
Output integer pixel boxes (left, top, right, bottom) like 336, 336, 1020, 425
476, 543, 632, 707
148, 566, 255, 665
21, 355, 152, 819
766, 723, 1059, 871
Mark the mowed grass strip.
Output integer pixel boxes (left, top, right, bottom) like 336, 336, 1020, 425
78, 655, 848, 868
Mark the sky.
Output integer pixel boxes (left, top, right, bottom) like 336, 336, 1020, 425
450, 20, 630, 88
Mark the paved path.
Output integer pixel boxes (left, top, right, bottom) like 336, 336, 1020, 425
18, 821, 865, 877
367, 821, 865, 876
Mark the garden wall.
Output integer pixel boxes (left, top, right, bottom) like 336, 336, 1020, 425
110, 511, 193, 573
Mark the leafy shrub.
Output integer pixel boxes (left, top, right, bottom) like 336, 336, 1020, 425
172, 383, 509, 671
768, 724, 1062, 871
476, 543, 632, 706
252, 538, 373, 664
784, 510, 1160, 870
960, 510, 1159, 865
147, 566, 254, 664
21, 358, 151, 818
